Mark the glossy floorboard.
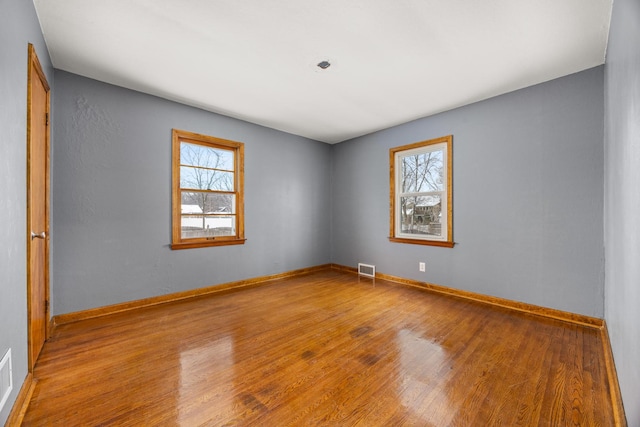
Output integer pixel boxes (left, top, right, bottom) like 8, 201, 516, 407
22, 270, 616, 426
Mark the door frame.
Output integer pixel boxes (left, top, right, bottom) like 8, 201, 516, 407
26, 43, 51, 372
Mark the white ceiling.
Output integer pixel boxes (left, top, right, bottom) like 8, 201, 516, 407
33, 0, 612, 144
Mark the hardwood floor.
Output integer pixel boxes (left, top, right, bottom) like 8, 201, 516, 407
22, 270, 618, 426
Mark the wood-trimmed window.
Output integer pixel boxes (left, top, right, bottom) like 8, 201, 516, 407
172, 129, 245, 249
389, 135, 453, 247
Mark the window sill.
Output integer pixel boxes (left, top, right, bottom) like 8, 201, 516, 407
388, 237, 455, 248
171, 239, 246, 250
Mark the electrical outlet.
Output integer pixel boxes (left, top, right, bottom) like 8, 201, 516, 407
419, 262, 426, 272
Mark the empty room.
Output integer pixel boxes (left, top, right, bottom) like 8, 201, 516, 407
1, 0, 638, 425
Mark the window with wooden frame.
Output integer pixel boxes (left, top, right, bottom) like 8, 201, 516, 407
172, 129, 245, 249
389, 135, 453, 247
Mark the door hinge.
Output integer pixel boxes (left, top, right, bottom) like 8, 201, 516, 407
45, 299, 50, 312
45, 113, 49, 126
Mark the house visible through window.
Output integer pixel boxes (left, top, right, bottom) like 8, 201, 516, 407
172, 129, 245, 249
389, 135, 453, 247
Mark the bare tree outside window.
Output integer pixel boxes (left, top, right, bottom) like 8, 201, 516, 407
179, 142, 235, 237
400, 150, 444, 235
181, 142, 233, 212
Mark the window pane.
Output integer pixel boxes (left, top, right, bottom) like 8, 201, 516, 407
400, 195, 442, 236
181, 142, 235, 171
181, 214, 236, 239
180, 166, 234, 191
181, 191, 235, 214
401, 150, 444, 193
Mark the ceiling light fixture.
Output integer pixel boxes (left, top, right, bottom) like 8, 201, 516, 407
317, 60, 331, 70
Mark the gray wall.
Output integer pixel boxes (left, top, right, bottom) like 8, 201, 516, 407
0, 0, 53, 423
332, 67, 605, 318
604, 0, 640, 423
52, 71, 332, 315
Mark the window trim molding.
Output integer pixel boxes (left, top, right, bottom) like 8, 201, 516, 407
389, 135, 454, 248
171, 129, 245, 250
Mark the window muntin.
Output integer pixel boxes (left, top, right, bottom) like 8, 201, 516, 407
390, 135, 453, 247
172, 129, 245, 249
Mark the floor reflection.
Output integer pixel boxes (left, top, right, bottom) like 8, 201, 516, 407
178, 335, 235, 425
397, 328, 452, 425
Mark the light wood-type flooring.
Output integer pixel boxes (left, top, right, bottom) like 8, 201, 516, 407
22, 270, 617, 426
